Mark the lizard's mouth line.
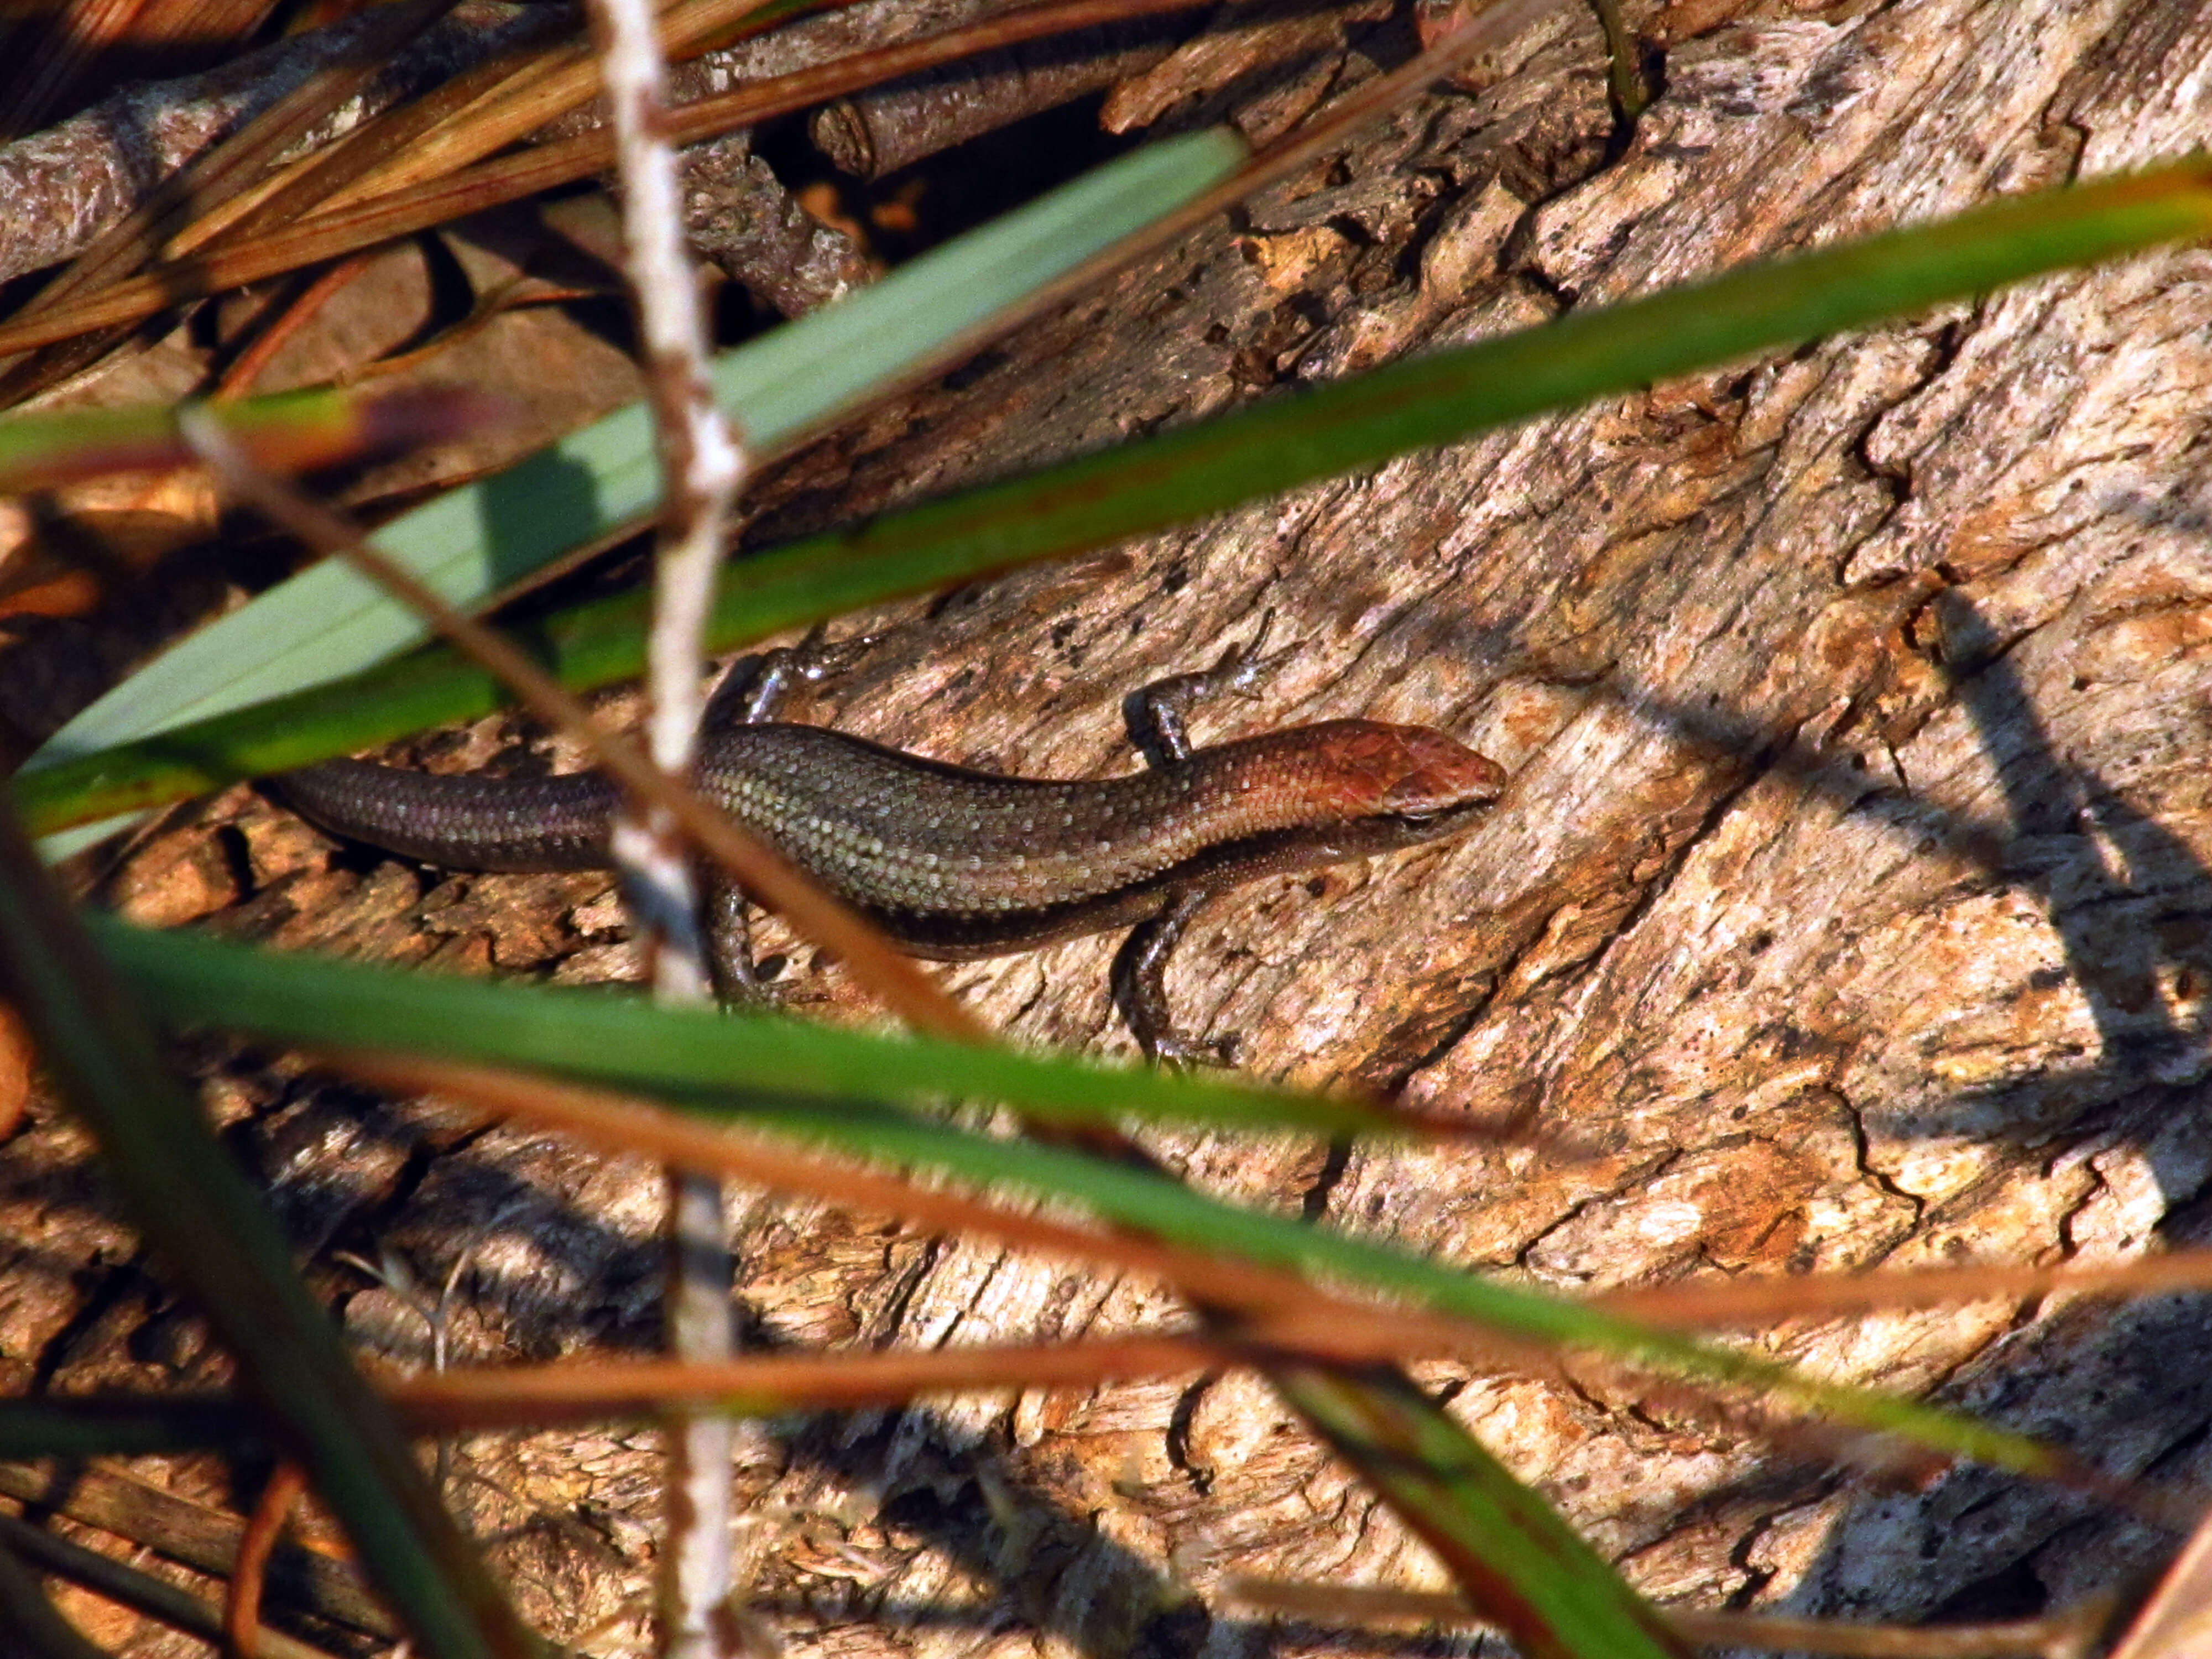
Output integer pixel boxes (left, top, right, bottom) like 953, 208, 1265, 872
1381, 801, 1497, 830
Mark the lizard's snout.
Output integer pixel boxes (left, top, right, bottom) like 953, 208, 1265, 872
1372, 727, 1508, 816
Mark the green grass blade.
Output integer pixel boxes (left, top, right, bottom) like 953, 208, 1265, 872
0, 1526, 114, 1659
25, 128, 1249, 784
713, 1101, 2069, 1477
101, 916, 2069, 1479
0, 1396, 260, 1459
0, 837, 534, 1659
1272, 1365, 1688, 1659
86, 914, 1425, 1139
20, 156, 2212, 840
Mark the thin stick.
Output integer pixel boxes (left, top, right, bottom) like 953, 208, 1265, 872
213, 256, 378, 400
382, 1335, 1310, 1427
225, 1462, 308, 1659
173, 404, 983, 1043
587, 0, 747, 1008
578, 0, 754, 1646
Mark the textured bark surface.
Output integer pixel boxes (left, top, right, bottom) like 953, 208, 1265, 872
9, 0, 2212, 1654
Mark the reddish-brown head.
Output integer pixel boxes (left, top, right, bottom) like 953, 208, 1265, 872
1300, 721, 1509, 817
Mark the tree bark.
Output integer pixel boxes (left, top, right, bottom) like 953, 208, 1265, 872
24, 0, 2212, 1652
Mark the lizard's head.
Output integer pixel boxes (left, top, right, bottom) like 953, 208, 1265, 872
1306, 721, 1508, 821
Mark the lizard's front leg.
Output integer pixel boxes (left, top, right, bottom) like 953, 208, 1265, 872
1112, 616, 1292, 1063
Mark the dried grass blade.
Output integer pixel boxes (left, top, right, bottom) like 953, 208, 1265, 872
318, 0, 774, 215
0, 0, 460, 406
0, 0, 1220, 362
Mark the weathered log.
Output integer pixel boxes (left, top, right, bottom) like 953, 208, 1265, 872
19, 0, 2212, 1651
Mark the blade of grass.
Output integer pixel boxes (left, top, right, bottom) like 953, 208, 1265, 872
701, 1097, 2079, 1477
317, 1049, 1453, 1321
95, 916, 2077, 1479
0, 1534, 111, 1659
1272, 1363, 1689, 1659
1599, 1251, 2212, 1326
0, 1396, 273, 1457
25, 126, 1248, 799
317, 1051, 2152, 1655
24, 154, 2212, 842
81, 913, 1524, 1140
331, 1048, 1682, 1659
0, 826, 533, 1659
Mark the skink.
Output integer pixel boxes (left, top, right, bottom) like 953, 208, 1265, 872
274, 632, 1506, 1062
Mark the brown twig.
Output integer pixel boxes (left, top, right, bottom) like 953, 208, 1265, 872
0, 0, 514, 287
2099, 1488, 2212, 1659
168, 0, 586, 263
0, 1462, 389, 1637
212, 254, 378, 400
0, 0, 494, 411
382, 1335, 1296, 1426
338, 275, 623, 386
320, 1047, 1421, 1327
225, 1461, 308, 1659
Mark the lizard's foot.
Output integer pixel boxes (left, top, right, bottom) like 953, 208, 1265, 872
1129, 611, 1300, 763
710, 624, 889, 726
